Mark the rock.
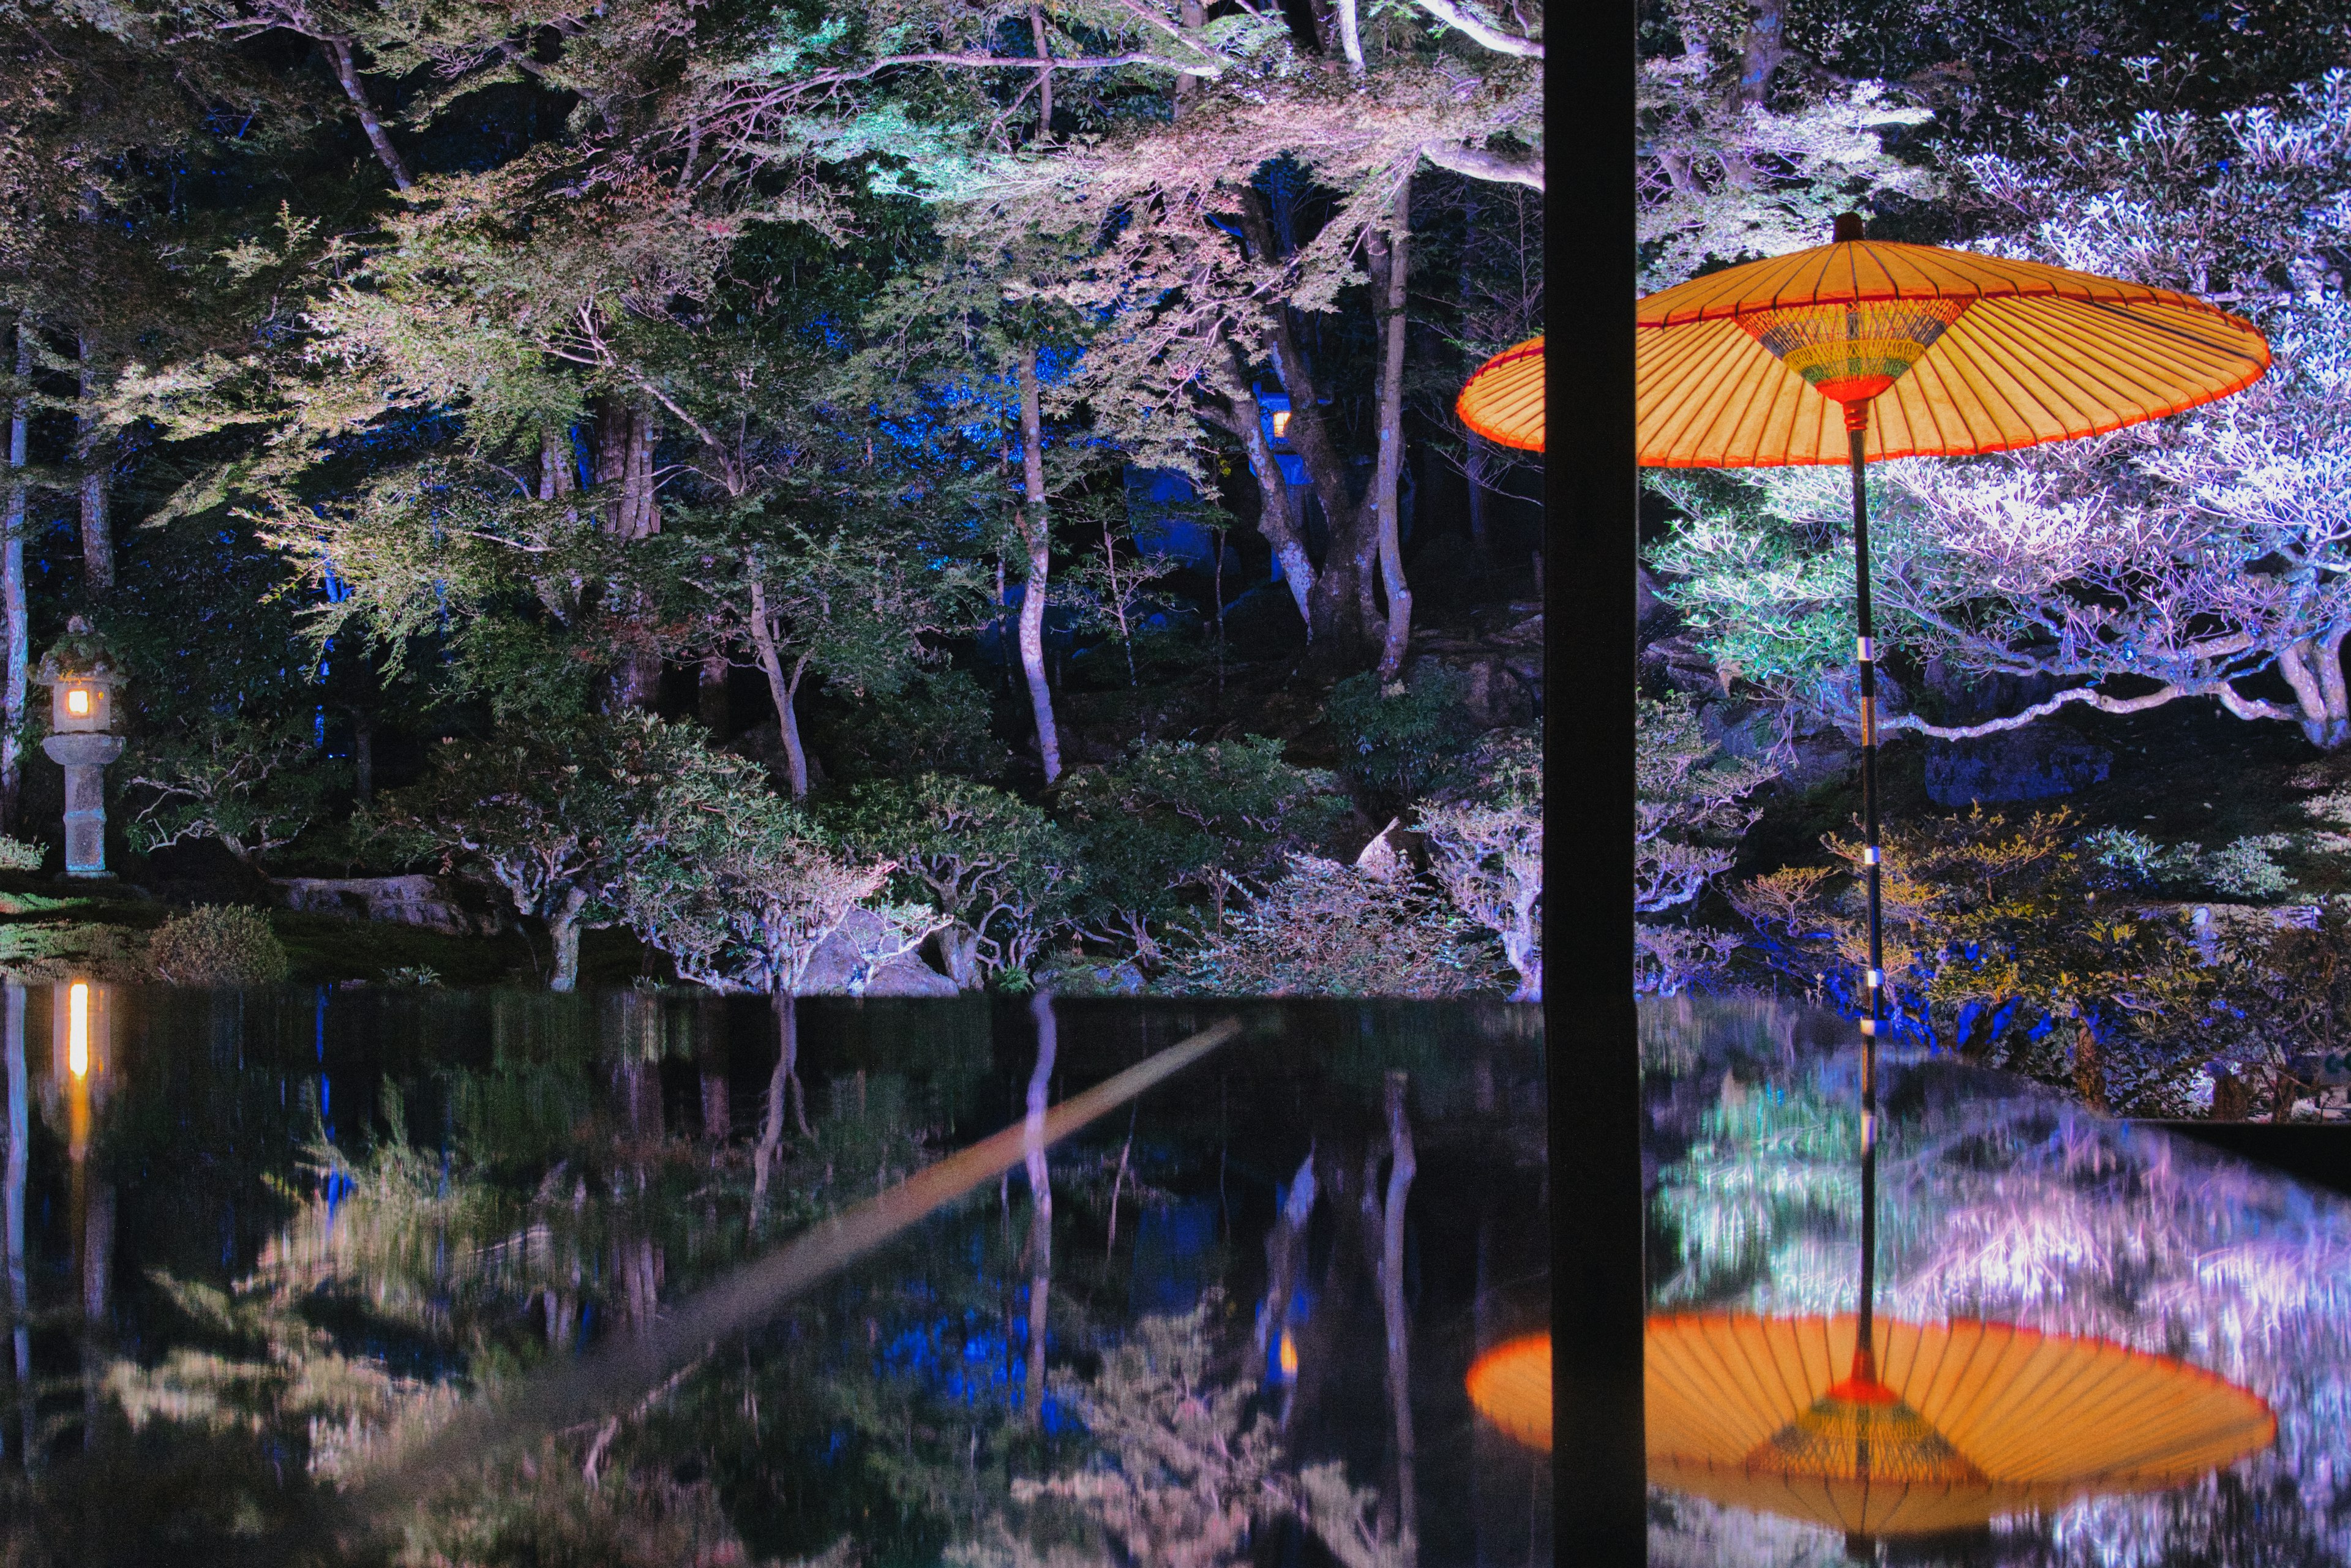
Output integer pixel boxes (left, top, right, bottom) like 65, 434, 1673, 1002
1923, 729, 2113, 807
1353, 817, 1427, 877
272, 874, 503, 936
796, 908, 961, 997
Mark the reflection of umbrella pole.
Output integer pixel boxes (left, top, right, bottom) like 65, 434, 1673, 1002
1847, 409, 1883, 1390
3, 984, 26, 1472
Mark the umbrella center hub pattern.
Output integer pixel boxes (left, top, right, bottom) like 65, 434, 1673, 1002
1747, 1376, 1989, 1485
1738, 299, 1974, 407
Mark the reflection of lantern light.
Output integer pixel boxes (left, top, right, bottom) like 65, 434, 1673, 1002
1278, 1328, 1299, 1381
1269, 409, 1291, 439
65, 688, 89, 718
67, 981, 88, 1079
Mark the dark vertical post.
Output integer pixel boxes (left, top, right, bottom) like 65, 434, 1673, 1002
1847, 413, 1882, 1382
1551, 1, 1643, 1557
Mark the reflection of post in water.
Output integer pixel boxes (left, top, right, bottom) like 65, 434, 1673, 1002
4, 982, 26, 1469
1375, 1071, 1418, 1561
610, 996, 665, 1337
1022, 992, 1056, 1427
1256, 1147, 1314, 1430
750, 993, 808, 1230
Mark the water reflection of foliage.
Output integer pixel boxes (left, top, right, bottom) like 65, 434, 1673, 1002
49, 999, 1520, 1566
1647, 995, 2351, 1566
950, 1299, 1405, 1568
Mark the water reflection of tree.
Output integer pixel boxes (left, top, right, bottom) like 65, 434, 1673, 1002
17, 996, 1539, 1566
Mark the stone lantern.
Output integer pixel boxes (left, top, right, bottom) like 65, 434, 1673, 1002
36, 617, 126, 879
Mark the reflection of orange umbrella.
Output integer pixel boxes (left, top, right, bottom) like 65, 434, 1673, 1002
1648, 1313, 2274, 1536
1468, 1316, 2274, 1536
1457, 336, 1544, 452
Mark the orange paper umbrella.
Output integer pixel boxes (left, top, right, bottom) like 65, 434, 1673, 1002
1457, 336, 1545, 452
1467, 1316, 2274, 1537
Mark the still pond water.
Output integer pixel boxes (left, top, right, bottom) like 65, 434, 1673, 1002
1646, 995, 2351, 1566
0, 987, 1549, 1566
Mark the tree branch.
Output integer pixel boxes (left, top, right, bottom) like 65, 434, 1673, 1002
1417, 139, 1543, 192
1401, 0, 1543, 56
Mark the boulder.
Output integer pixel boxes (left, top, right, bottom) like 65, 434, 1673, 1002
1923, 729, 2113, 807
272, 874, 503, 936
796, 907, 961, 997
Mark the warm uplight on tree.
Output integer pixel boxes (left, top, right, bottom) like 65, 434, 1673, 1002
67, 981, 89, 1080
66, 689, 89, 718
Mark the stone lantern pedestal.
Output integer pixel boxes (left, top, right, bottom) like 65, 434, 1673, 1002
40, 732, 124, 878
35, 617, 127, 880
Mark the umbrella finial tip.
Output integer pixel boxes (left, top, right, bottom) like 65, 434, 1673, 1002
1834, 212, 1866, 244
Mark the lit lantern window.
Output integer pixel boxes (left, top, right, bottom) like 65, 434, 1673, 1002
65, 688, 89, 718
1270, 409, 1291, 439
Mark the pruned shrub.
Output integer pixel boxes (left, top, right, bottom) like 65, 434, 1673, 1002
0, 837, 40, 873
1158, 856, 1504, 997
149, 905, 290, 987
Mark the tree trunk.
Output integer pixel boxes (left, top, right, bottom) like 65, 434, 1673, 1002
1220, 344, 1315, 631
1235, 194, 1373, 656
1369, 176, 1415, 681
1016, 348, 1063, 782
2073, 1020, 2108, 1116
547, 888, 587, 992
1027, 7, 1054, 139
539, 426, 576, 501
324, 37, 414, 190
1739, 0, 1785, 105
1378, 1072, 1418, 1559
1171, 0, 1206, 116
1333, 0, 1367, 72
746, 574, 811, 799
2, 326, 27, 833
75, 332, 110, 599
352, 718, 373, 806
1022, 992, 1057, 1426
699, 650, 731, 735
1464, 434, 1494, 560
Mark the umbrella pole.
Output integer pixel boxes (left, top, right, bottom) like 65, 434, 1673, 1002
1847, 410, 1882, 1383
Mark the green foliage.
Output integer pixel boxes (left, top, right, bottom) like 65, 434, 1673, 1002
1325, 666, 1479, 800
124, 715, 350, 867
1159, 855, 1504, 997
828, 773, 1082, 985
1418, 728, 1545, 1001
618, 751, 935, 994
1734, 808, 2219, 1109
1054, 737, 1346, 966
2085, 827, 2300, 901
0, 835, 40, 872
147, 904, 291, 986
371, 713, 758, 989
808, 667, 1012, 786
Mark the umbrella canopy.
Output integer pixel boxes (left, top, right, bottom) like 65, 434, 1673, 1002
1638, 241, 2270, 467
1650, 1313, 2274, 1534
1457, 335, 1545, 452
1469, 1318, 2274, 1536
1464, 1333, 1552, 1451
